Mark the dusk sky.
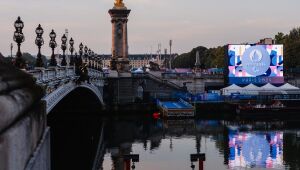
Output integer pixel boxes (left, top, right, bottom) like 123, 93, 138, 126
1, 0, 300, 56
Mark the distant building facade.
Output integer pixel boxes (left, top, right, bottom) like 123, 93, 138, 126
99, 54, 171, 68
258, 38, 275, 44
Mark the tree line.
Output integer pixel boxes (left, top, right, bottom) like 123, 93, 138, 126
172, 27, 300, 70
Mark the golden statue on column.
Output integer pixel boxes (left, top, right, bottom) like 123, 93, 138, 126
114, 0, 126, 8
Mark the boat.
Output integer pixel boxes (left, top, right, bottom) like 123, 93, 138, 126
236, 100, 300, 115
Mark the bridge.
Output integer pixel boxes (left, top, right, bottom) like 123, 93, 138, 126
28, 67, 105, 114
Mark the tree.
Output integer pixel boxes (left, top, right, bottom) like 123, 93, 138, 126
275, 32, 286, 44
278, 27, 300, 69
172, 46, 207, 68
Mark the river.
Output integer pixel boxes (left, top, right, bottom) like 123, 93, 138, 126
48, 112, 300, 170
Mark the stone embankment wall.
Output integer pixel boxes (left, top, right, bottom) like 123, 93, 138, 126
0, 61, 50, 170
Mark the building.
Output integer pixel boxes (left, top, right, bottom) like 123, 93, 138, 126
258, 38, 275, 45
99, 54, 171, 69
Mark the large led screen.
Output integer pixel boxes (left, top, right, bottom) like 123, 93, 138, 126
228, 45, 284, 85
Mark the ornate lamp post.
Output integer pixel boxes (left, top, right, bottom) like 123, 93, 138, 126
93, 52, 98, 69
79, 43, 84, 66
49, 29, 57, 67
91, 51, 95, 69
88, 48, 92, 68
74, 52, 79, 66
35, 24, 44, 68
95, 54, 99, 70
61, 34, 67, 66
97, 55, 102, 70
10, 43, 13, 58
13, 16, 25, 69
169, 39, 172, 69
69, 38, 75, 66
84, 46, 88, 64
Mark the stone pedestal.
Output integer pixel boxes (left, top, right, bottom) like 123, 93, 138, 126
109, 7, 131, 72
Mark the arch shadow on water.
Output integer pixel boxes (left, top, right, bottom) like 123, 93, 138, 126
47, 87, 105, 170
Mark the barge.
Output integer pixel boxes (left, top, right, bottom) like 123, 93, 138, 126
157, 99, 195, 118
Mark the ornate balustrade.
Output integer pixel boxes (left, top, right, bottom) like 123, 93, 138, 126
88, 68, 104, 79
27, 67, 105, 113
28, 67, 105, 86
28, 67, 77, 84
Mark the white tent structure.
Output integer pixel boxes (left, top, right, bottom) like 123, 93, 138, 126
261, 83, 278, 91
221, 83, 300, 96
242, 84, 261, 95
222, 84, 243, 96
279, 83, 300, 90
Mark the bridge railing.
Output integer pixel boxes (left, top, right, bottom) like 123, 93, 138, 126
161, 72, 224, 79
28, 67, 76, 84
147, 72, 184, 90
88, 68, 104, 79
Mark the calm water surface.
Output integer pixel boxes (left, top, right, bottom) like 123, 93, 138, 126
48, 113, 300, 170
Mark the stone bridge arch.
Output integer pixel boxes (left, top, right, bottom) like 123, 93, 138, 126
45, 82, 104, 114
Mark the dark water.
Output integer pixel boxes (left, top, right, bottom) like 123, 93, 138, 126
48, 113, 300, 170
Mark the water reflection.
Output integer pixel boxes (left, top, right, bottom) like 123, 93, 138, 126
102, 118, 300, 170
228, 131, 283, 169
48, 114, 300, 170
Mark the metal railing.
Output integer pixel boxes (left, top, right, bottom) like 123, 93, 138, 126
161, 72, 224, 79
147, 72, 183, 90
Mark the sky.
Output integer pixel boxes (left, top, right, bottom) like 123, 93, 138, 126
0, 0, 300, 56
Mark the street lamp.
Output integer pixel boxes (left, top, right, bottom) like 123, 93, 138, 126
61, 34, 67, 66
84, 45, 88, 63
91, 51, 95, 69
35, 24, 44, 67
14, 16, 24, 32
97, 55, 102, 71
88, 48, 92, 68
79, 43, 84, 66
74, 52, 79, 66
169, 39, 172, 69
13, 16, 25, 69
69, 37, 75, 66
49, 29, 57, 67
10, 43, 13, 58
164, 48, 168, 68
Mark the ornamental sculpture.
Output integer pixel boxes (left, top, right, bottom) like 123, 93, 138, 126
114, 0, 125, 8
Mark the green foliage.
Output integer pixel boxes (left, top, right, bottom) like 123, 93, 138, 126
172, 46, 207, 68
172, 46, 225, 69
274, 32, 286, 44
22, 52, 48, 68
275, 27, 300, 69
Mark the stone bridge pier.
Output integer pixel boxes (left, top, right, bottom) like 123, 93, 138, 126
104, 72, 185, 107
